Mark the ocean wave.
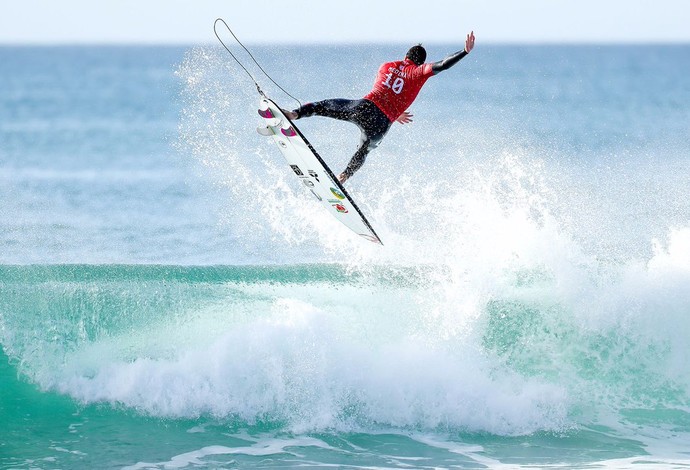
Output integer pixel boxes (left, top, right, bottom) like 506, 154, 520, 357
2, 251, 689, 437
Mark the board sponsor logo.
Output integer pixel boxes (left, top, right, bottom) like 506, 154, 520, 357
290, 165, 303, 176
332, 203, 348, 213
302, 180, 314, 187
310, 189, 322, 201
308, 170, 320, 182
330, 187, 345, 200
327, 199, 341, 204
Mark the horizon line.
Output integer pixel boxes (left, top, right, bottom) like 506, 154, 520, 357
1, 39, 689, 47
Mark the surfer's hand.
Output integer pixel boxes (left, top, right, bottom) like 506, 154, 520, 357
396, 111, 413, 124
337, 172, 348, 184
464, 31, 475, 53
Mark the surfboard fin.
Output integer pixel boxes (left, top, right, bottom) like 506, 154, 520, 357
280, 126, 296, 137
258, 100, 281, 126
256, 126, 274, 136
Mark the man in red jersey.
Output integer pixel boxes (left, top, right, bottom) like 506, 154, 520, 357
284, 31, 475, 183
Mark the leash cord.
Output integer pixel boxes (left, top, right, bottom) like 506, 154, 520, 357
213, 18, 302, 108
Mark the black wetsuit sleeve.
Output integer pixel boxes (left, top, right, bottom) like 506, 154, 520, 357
431, 50, 468, 74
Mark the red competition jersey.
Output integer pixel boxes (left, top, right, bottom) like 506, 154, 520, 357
364, 58, 434, 122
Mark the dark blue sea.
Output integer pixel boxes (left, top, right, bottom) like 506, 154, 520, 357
1, 44, 690, 468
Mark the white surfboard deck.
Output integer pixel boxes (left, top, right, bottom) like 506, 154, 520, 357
257, 97, 383, 245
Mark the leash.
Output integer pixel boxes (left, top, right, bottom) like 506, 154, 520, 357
213, 18, 302, 108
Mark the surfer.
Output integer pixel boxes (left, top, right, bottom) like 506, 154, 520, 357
284, 31, 475, 184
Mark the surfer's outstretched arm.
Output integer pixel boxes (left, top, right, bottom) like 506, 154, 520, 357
431, 31, 475, 75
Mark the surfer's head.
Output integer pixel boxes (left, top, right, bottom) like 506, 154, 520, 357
405, 44, 427, 65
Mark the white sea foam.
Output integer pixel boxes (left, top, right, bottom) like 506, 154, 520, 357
122, 436, 335, 470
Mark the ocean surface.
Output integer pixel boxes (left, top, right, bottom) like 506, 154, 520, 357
1, 43, 690, 468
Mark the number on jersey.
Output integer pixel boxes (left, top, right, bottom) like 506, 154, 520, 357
382, 73, 404, 94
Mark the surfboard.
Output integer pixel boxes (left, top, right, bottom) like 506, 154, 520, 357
257, 97, 383, 245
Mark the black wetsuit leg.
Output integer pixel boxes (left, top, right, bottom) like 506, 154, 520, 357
295, 99, 392, 180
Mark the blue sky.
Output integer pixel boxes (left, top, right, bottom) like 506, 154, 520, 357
1, 0, 688, 44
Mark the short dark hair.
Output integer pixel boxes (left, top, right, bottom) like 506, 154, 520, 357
406, 44, 427, 65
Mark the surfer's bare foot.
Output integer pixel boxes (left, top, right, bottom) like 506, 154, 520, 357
282, 109, 298, 120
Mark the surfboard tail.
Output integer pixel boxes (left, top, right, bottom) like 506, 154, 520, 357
258, 102, 281, 126
257, 97, 383, 245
